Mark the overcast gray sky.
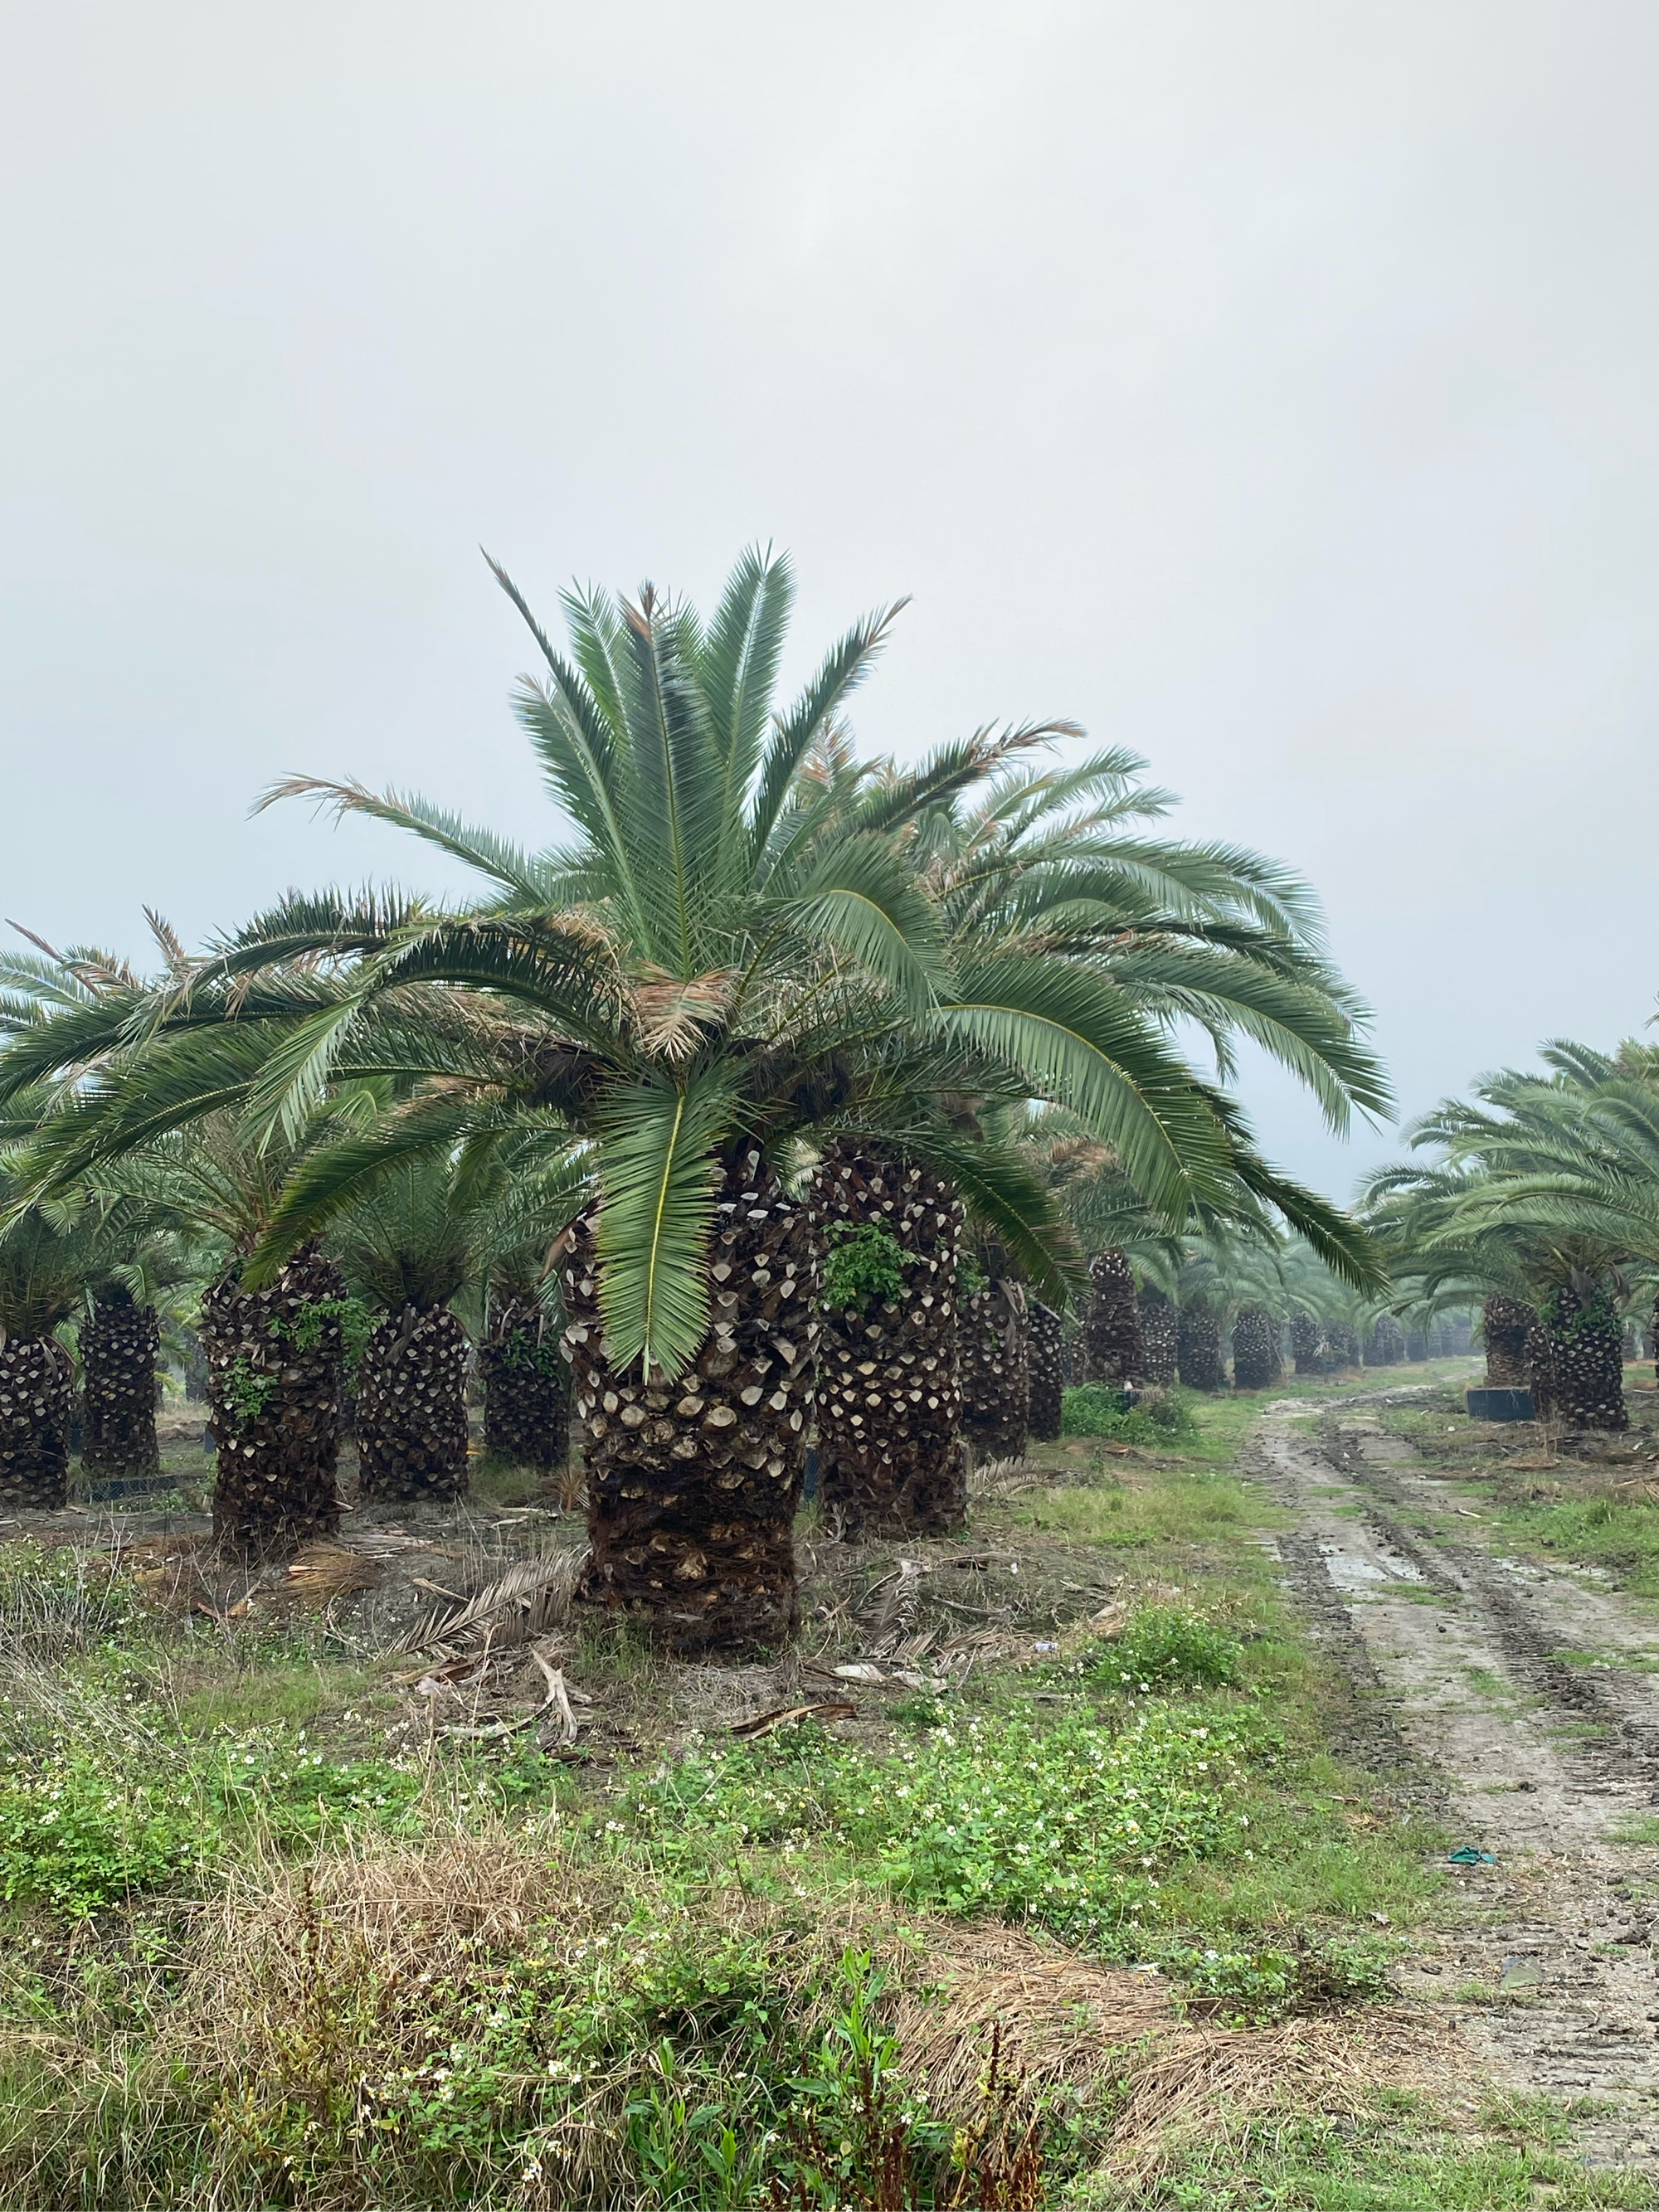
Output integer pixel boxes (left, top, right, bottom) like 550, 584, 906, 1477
3, 2, 1655, 1200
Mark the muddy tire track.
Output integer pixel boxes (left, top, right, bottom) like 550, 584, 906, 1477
1254, 1398, 1659, 2164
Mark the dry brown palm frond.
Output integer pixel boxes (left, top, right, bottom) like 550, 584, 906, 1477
628, 965, 739, 1062
860, 1557, 927, 1655
385, 1544, 586, 1658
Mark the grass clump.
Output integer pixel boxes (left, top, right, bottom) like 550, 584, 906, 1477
1076, 1605, 1244, 1694
1062, 1386, 1199, 1447
631, 1703, 1253, 1942
1161, 1931, 1392, 2025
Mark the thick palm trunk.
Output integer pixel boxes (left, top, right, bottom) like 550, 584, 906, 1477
480, 1297, 570, 1471
81, 1296, 160, 1475
806, 1147, 965, 1536
1136, 1286, 1179, 1386
1406, 1325, 1430, 1361
1027, 1299, 1063, 1441
1083, 1250, 1143, 1383
1324, 1324, 1361, 1371
357, 1305, 471, 1502
1177, 1299, 1224, 1391
1482, 1296, 1533, 1388
182, 1327, 208, 1403
202, 1245, 347, 1554
1535, 1283, 1626, 1432
563, 1149, 820, 1654
961, 1281, 1029, 1462
1365, 1315, 1404, 1368
1289, 1311, 1321, 1375
0, 1338, 74, 1510
1232, 1306, 1282, 1390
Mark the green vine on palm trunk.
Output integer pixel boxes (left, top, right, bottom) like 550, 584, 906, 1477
219, 1296, 374, 1432
268, 1296, 373, 1374
219, 1359, 280, 1430
1541, 1286, 1617, 1340
820, 1221, 906, 1315
496, 1327, 564, 1380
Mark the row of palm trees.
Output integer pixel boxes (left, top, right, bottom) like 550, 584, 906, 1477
0, 548, 1390, 1646
1362, 1041, 1659, 1433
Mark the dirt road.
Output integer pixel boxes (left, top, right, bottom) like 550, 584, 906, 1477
1254, 1393, 1659, 2166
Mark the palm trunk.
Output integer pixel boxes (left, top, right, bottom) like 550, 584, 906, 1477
1232, 1306, 1282, 1390
202, 1244, 346, 1554
961, 1281, 1029, 1462
1536, 1282, 1626, 1432
480, 1296, 571, 1471
182, 1328, 208, 1403
81, 1296, 160, 1475
1481, 1296, 1533, 1388
1289, 1311, 1321, 1375
1136, 1286, 1179, 1386
357, 1305, 471, 1502
1365, 1315, 1404, 1367
0, 1337, 75, 1510
1027, 1299, 1063, 1441
1324, 1325, 1361, 1371
1177, 1299, 1224, 1391
1406, 1326, 1429, 1361
807, 1147, 965, 1536
563, 1147, 820, 1654
1083, 1249, 1143, 1383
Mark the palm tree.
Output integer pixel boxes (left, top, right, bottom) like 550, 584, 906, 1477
1136, 1285, 1180, 1385
1360, 1045, 1657, 1430
1082, 1248, 1145, 1384
1365, 1314, 1405, 1366
1231, 1305, 1283, 1389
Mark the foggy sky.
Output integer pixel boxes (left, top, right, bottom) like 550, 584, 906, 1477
4, 2, 1657, 1201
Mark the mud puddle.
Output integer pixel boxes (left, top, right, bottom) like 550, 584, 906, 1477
1256, 1398, 1659, 2167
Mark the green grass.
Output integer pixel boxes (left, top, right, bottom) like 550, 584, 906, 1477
1063, 2101, 1655, 2208
0, 1373, 1584, 2208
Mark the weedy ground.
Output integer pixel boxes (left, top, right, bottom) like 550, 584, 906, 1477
0, 1367, 1646, 2207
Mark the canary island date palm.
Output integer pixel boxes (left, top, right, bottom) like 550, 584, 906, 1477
1361, 1047, 1654, 1430
1231, 1305, 1283, 1389
479, 1286, 571, 1474
0, 930, 365, 1541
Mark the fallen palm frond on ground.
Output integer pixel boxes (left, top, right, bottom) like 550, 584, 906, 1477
387, 1544, 586, 1659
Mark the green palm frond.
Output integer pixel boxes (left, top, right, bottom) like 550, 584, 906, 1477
592, 1069, 735, 1378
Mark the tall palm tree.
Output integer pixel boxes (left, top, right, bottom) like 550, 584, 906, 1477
1361, 1044, 1655, 1431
